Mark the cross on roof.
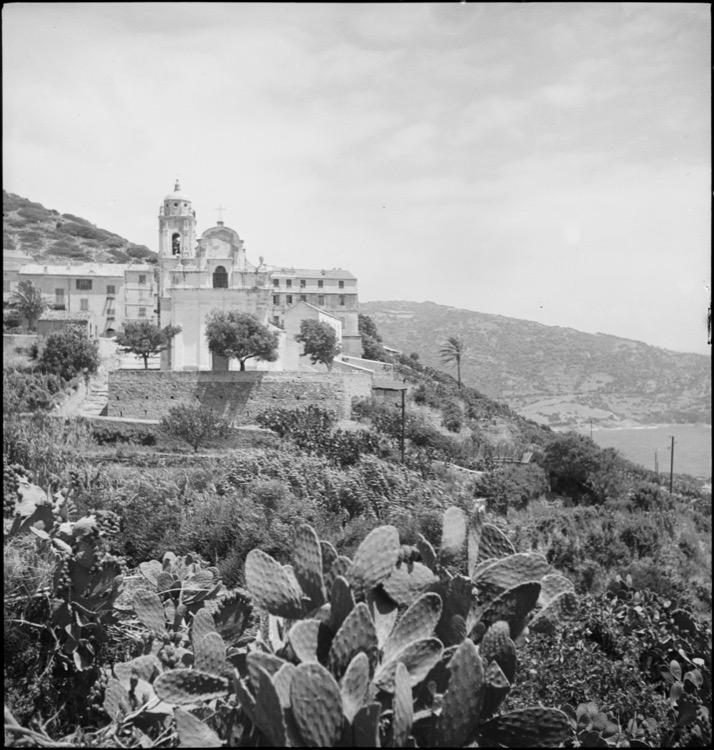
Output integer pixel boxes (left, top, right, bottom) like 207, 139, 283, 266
216, 203, 226, 223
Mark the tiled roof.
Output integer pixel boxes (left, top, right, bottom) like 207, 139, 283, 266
270, 267, 356, 280
38, 310, 94, 321
19, 262, 153, 277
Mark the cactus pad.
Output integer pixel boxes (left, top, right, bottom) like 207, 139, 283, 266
475, 553, 550, 600
416, 534, 437, 571
340, 652, 371, 722
435, 638, 485, 747
273, 662, 297, 708
293, 524, 325, 608
374, 638, 444, 692
139, 560, 162, 587
467, 505, 484, 578
287, 618, 321, 664
247, 651, 287, 691
368, 587, 398, 649
530, 590, 577, 634
154, 669, 229, 704
392, 661, 414, 747
347, 525, 400, 596
478, 707, 571, 747
536, 573, 575, 609
174, 707, 222, 747
253, 665, 287, 747
133, 589, 166, 633
193, 632, 226, 676
326, 555, 352, 595
191, 608, 217, 647
113, 654, 162, 686
479, 523, 516, 562
382, 562, 439, 607
383, 592, 443, 663
480, 620, 517, 684
103, 678, 131, 720
290, 662, 345, 747
353, 702, 382, 747
245, 549, 304, 619
479, 581, 541, 633
330, 575, 356, 632
328, 602, 379, 679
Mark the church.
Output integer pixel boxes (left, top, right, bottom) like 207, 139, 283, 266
157, 182, 362, 371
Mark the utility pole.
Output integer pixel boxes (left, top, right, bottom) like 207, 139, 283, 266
400, 388, 406, 464
654, 451, 658, 476
669, 436, 675, 494
590, 418, 593, 439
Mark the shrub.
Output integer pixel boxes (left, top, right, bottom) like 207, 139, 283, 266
3, 367, 65, 413
160, 403, 232, 451
474, 464, 549, 515
36, 327, 100, 381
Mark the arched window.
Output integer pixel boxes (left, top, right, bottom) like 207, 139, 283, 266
171, 233, 181, 255
213, 265, 228, 288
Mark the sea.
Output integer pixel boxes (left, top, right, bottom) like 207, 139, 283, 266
587, 424, 712, 480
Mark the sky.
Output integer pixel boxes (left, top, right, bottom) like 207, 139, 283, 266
3, 2, 711, 355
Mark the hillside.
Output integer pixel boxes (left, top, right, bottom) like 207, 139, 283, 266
2, 190, 157, 265
360, 300, 711, 429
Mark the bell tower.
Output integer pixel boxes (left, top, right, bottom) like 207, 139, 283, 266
158, 180, 197, 299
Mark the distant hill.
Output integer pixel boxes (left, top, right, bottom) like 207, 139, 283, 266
360, 301, 711, 429
3, 190, 157, 265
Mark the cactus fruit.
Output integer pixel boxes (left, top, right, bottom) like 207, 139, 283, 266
153, 669, 229, 705
174, 707, 222, 748
290, 662, 345, 747
383, 593, 443, 663
374, 638, 444, 692
383, 562, 439, 607
193, 632, 226, 676
479, 523, 516, 562
328, 602, 379, 679
340, 652, 371, 722
439, 506, 466, 566
253, 665, 287, 747
292, 524, 325, 608
434, 639, 485, 747
478, 707, 571, 747
392, 661, 413, 747
245, 549, 304, 619
133, 589, 166, 633
347, 525, 400, 597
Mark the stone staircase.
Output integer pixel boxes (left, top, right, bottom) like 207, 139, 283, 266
78, 369, 109, 417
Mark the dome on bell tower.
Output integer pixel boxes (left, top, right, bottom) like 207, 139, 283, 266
164, 180, 191, 203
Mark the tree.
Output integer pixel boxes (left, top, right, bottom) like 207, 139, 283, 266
205, 310, 278, 371
10, 280, 46, 332
439, 335, 466, 387
294, 319, 341, 371
358, 314, 388, 362
160, 403, 232, 452
37, 326, 100, 381
115, 320, 182, 369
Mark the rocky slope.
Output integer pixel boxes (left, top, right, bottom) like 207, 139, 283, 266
360, 300, 711, 429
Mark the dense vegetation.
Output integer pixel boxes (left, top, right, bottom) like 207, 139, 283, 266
3, 326, 711, 747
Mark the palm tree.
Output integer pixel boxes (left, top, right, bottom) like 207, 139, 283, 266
10, 280, 47, 332
439, 335, 466, 387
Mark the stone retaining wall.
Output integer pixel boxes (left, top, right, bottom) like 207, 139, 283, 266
107, 370, 373, 422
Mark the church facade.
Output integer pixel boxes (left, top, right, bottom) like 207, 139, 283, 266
157, 182, 361, 371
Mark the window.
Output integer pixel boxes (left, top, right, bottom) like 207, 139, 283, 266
273, 295, 280, 305
318, 295, 325, 306
286, 295, 293, 305
273, 316, 280, 326
139, 275, 146, 284
273, 279, 280, 287
55, 289, 65, 305
139, 307, 147, 318
339, 280, 345, 289
318, 280, 324, 289
286, 279, 292, 288
300, 294, 307, 302
339, 295, 345, 306
80, 298, 89, 311
171, 233, 181, 255
300, 279, 306, 288
76, 279, 92, 290
212, 265, 228, 288
106, 285, 116, 295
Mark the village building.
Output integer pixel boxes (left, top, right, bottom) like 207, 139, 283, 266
16, 261, 157, 337
157, 181, 361, 371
